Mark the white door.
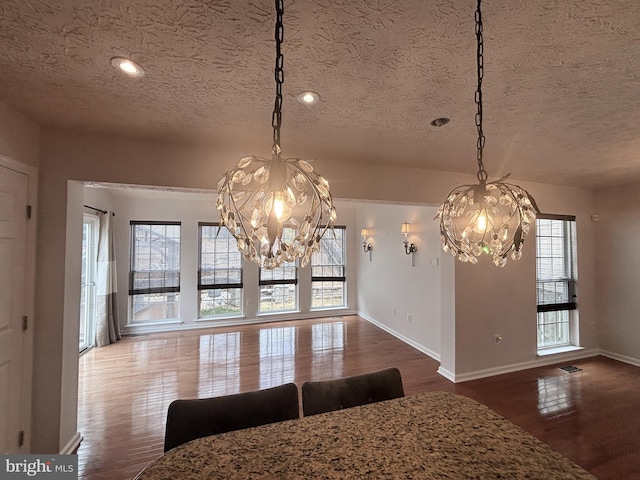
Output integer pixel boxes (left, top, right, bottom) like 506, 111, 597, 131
0, 165, 28, 453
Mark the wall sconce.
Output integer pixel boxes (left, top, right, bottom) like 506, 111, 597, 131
361, 228, 373, 261
401, 222, 417, 266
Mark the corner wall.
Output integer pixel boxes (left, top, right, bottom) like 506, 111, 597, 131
594, 182, 640, 365
355, 203, 444, 361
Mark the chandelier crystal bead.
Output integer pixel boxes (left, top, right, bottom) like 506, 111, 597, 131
436, 0, 539, 267
216, 0, 336, 270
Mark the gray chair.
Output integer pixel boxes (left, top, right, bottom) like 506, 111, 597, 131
301, 367, 404, 416
163, 382, 299, 452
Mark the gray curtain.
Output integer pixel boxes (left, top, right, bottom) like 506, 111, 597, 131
95, 211, 121, 347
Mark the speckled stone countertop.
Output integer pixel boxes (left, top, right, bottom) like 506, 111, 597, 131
137, 391, 596, 480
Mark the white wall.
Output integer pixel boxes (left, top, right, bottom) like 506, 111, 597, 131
35, 127, 602, 453
0, 101, 39, 168
60, 181, 84, 452
356, 203, 445, 361
84, 187, 116, 214
594, 182, 640, 365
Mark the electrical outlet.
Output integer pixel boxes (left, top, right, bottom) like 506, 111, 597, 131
407, 314, 412, 323
246, 299, 252, 306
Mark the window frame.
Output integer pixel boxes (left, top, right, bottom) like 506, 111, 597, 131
535, 213, 577, 349
129, 221, 181, 323
258, 265, 298, 313
198, 222, 244, 318
129, 221, 182, 296
311, 225, 346, 309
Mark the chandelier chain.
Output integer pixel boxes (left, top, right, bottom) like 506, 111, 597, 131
436, 0, 539, 267
475, 0, 487, 183
272, 0, 284, 151
216, 0, 336, 270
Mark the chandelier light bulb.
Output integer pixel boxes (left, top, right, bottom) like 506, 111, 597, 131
272, 192, 285, 220
472, 210, 488, 234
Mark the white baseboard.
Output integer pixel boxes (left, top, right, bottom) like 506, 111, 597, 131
436, 366, 455, 382
447, 348, 600, 383
358, 312, 440, 362
355, 314, 606, 383
600, 350, 640, 368
123, 309, 357, 336
60, 432, 83, 454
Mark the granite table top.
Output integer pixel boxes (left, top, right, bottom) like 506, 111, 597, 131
136, 391, 596, 480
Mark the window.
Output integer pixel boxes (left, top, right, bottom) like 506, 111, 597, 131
259, 228, 297, 313
311, 226, 346, 309
198, 223, 243, 318
129, 222, 181, 322
535, 214, 577, 349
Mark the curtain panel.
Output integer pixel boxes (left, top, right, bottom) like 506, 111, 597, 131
95, 211, 121, 347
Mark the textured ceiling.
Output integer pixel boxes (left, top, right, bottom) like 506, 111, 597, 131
1, 0, 640, 190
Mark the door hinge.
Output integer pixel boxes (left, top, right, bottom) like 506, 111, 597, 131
18, 430, 24, 447
22, 315, 28, 331
26, 205, 32, 219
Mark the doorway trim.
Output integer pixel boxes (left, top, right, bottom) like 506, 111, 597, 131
0, 153, 37, 452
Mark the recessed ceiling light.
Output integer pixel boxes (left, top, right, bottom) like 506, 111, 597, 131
297, 91, 320, 105
111, 57, 145, 78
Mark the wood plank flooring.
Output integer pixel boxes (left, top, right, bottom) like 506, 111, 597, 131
77, 315, 640, 479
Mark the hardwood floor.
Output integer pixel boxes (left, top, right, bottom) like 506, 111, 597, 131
77, 315, 640, 479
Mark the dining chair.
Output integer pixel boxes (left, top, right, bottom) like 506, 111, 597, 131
163, 382, 299, 452
301, 367, 404, 416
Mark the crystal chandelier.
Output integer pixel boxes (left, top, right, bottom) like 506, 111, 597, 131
216, 0, 336, 270
436, 0, 539, 267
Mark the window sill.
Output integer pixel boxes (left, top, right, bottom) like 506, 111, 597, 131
537, 345, 584, 357
257, 310, 300, 317
125, 319, 181, 328
196, 315, 245, 322
310, 306, 347, 312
